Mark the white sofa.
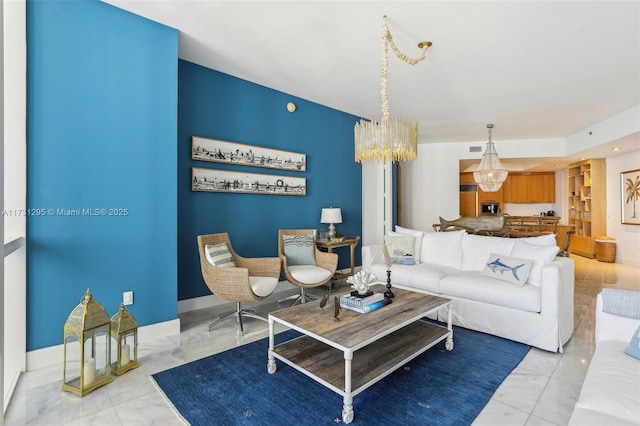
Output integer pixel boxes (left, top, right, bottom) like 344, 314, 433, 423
362, 228, 575, 352
569, 290, 640, 425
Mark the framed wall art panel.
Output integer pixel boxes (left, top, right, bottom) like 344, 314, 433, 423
191, 136, 306, 171
191, 167, 306, 196
621, 168, 640, 225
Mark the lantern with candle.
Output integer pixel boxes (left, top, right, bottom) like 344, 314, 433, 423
110, 303, 138, 375
62, 288, 113, 397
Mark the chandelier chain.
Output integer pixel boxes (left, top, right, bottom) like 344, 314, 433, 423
381, 17, 430, 121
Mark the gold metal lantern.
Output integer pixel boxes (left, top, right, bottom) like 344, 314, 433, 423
62, 288, 112, 397
110, 303, 138, 375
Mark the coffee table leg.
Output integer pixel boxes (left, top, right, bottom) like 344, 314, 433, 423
445, 304, 454, 351
267, 317, 277, 374
342, 350, 354, 424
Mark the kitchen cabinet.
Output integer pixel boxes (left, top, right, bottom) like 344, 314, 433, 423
503, 172, 555, 204
459, 173, 503, 216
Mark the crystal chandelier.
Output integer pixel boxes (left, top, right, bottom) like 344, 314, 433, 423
354, 17, 432, 163
473, 124, 508, 192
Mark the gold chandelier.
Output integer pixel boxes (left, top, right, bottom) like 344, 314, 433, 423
354, 17, 432, 163
473, 124, 508, 192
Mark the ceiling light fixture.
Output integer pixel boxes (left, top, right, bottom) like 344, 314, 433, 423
473, 124, 508, 192
612, 147, 622, 151
354, 16, 432, 163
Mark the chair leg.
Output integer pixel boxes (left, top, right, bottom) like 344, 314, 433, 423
208, 302, 267, 334
278, 288, 317, 308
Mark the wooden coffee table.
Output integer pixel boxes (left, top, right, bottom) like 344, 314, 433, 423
267, 284, 453, 424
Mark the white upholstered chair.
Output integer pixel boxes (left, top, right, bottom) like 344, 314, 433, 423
278, 229, 338, 307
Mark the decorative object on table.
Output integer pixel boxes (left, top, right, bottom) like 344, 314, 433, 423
110, 303, 139, 376
340, 292, 384, 308
320, 207, 342, 239
191, 136, 306, 172
354, 16, 432, 163
62, 288, 113, 397
340, 297, 392, 314
382, 242, 395, 299
191, 167, 306, 196
621, 168, 640, 225
346, 270, 377, 296
438, 215, 505, 232
333, 296, 341, 321
473, 124, 508, 192
319, 291, 329, 314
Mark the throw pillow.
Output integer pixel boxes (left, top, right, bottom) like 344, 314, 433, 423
394, 225, 424, 264
283, 234, 316, 266
481, 253, 533, 286
420, 230, 465, 269
205, 242, 237, 267
625, 324, 640, 360
509, 241, 559, 285
384, 234, 415, 264
601, 288, 640, 319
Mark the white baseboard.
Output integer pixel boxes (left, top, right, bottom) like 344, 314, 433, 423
177, 280, 296, 314
26, 318, 181, 371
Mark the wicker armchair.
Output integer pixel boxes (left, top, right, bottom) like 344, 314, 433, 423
278, 229, 338, 307
197, 233, 281, 333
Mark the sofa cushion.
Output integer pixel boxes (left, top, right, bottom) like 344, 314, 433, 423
481, 254, 533, 286
370, 262, 456, 294
518, 233, 557, 246
205, 243, 237, 267
509, 241, 559, 286
571, 340, 640, 425
248, 276, 279, 297
461, 233, 516, 271
394, 226, 424, 264
420, 230, 465, 269
287, 265, 332, 283
439, 272, 541, 312
384, 234, 415, 264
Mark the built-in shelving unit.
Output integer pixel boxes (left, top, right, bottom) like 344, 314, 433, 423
567, 159, 606, 258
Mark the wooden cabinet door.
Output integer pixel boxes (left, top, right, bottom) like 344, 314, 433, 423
528, 173, 555, 203
460, 172, 475, 184
504, 175, 528, 203
460, 192, 477, 217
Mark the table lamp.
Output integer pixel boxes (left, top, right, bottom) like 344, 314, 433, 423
321, 207, 342, 239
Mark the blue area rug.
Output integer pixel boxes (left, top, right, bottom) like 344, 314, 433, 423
152, 323, 530, 425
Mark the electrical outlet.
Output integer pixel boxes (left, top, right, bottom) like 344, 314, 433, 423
123, 291, 133, 306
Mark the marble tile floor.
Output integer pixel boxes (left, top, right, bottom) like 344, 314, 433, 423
4, 256, 639, 426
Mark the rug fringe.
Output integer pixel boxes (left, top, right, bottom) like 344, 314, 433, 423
149, 375, 191, 426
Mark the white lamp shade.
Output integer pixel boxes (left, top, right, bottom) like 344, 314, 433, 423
320, 208, 342, 224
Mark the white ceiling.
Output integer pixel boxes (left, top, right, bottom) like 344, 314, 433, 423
104, 0, 640, 170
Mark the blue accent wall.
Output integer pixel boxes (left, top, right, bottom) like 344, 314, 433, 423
178, 61, 362, 300
26, 0, 178, 350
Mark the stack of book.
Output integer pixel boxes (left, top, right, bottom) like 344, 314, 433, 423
339, 292, 390, 314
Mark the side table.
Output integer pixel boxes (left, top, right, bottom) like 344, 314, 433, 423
315, 236, 360, 278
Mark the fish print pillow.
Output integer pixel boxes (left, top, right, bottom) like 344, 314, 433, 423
481, 254, 533, 286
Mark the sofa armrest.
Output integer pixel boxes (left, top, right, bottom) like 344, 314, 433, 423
539, 256, 575, 346
362, 244, 386, 272
596, 292, 640, 344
